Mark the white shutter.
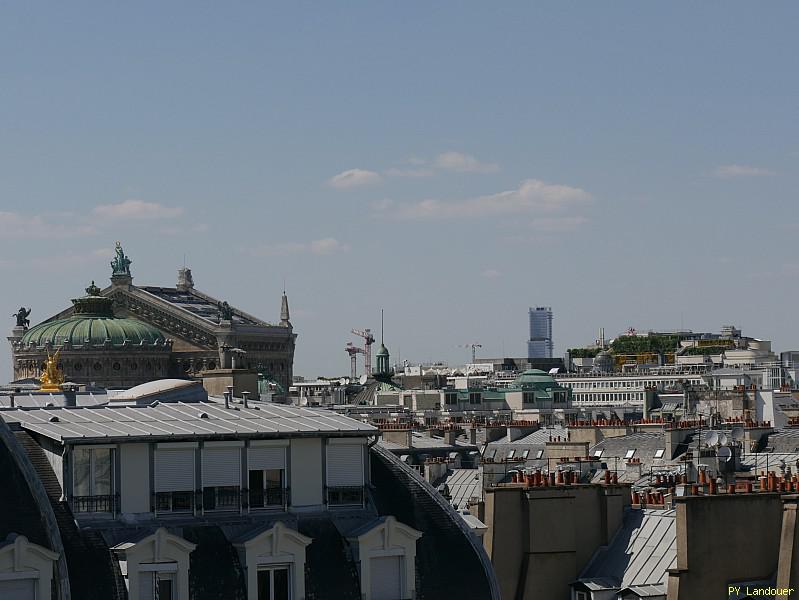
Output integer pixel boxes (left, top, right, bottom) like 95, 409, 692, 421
203, 447, 241, 487
370, 556, 402, 600
0, 578, 35, 600
155, 449, 195, 492
326, 444, 364, 486
248, 447, 285, 471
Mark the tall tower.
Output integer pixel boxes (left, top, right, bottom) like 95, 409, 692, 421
527, 306, 553, 359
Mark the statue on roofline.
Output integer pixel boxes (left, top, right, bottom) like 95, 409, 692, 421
40, 350, 64, 392
218, 301, 234, 321
13, 307, 31, 329
110, 241, 132, 276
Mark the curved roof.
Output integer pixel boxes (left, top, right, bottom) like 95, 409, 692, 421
375, 343, 389, 357
512, 369, 557, 386
21, 315, 166, 348
110, 379, 205, 402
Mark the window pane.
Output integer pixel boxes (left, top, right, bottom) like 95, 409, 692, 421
274, 568, 289, 600
157, 575, 174, 600
94, 448, 112, 495
257, 570, 271, 600
249, 470, 265, 508
73, 447, 92, 496
265, 469, 282, 487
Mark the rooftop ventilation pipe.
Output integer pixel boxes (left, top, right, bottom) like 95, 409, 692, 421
224, 391, 230, 409
242, 391, 250, 409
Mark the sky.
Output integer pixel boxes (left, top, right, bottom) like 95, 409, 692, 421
1, 3, 798, 382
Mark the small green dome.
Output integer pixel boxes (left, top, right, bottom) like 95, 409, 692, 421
21, 283, 165, 348
375, 343, 389, 357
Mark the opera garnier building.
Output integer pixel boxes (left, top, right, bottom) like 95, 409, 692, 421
8, 242, 296, 393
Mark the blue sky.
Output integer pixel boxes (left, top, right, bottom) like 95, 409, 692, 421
1, 3, 798, 382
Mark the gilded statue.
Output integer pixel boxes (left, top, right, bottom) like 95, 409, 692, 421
110, 241, 132, 276
40, 350, 65, 392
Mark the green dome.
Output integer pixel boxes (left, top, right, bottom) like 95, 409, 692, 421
375, 343, 389, 357
21, 315, 165, 348
21, 282, 165, 348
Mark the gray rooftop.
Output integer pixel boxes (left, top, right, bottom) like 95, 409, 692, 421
442, 468, 483, 509
0, 392, 108, 409
0, 400, 376, 444
577, 508, 676, 593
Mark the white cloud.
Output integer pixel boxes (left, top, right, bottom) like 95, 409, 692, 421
0, 211, 96, 239
246, 238, 349, 258
713, 164, 776, 178
378, 179, 591, 220
327, 169, 382, 189
385, 151, 498, 178
434, 151, 499, 174
481, 269, 502, 279
310, 238, 348, 255
92, 199, 184, 220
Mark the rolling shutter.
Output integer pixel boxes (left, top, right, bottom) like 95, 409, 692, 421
370, 556, 402, 600
326, 444, 364, 486
248, 447, 285, 471
202, 447, 241, 487
155, 449, 195, 492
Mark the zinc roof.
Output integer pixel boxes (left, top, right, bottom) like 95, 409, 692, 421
578, 508, 676, 591
0, 400, 376, 443
443, 468, 483, 509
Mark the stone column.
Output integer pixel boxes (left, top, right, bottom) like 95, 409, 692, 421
7, 326, 25, 381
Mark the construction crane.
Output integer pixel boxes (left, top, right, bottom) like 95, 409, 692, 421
459, 343, 483, 363
351, 328, 375, 375
345, 342, 365, 380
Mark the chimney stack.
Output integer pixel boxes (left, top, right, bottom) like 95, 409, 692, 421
242, 390, 250, 409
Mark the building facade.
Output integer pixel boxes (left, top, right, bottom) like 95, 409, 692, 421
8, 243, 296, 393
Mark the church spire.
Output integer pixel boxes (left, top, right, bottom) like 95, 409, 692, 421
280, 289, 291, 327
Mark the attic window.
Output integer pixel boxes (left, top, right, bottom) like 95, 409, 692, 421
593, 449, 603, 458
535, 450, 544, 459
654, 449, 665, 459
625, 449, 636, 459
506, 450, 515, 460
521, 449, 530, 459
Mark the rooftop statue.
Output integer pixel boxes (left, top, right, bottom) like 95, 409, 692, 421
110, 241, 132, 276
218, 301, 234, 321
13, 307, 31, 329
40, 350, 64, 391
85, 281, 102, 296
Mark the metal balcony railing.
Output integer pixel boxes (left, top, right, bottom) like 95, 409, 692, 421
326, 486, 365, 507
71, 494, 120, 515
153, 491, 195, 514
248, 486, 289, 510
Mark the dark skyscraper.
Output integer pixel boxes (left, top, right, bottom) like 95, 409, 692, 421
527, 306, 553, 358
